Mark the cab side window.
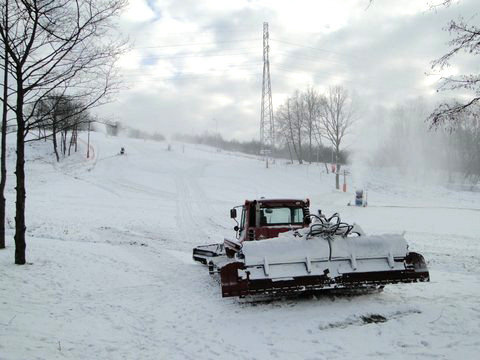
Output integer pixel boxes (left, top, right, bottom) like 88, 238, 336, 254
292, 208, 303, 223
240, 208, 246, 231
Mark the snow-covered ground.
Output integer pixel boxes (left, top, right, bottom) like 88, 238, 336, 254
1, 132, 479, 360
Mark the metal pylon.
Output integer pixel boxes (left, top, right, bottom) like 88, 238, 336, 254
260, 22, 274, 164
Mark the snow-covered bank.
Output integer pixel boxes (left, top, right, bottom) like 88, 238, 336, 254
0, 132, 479, 359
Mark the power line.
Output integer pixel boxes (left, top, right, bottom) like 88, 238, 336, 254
119, 72, 263, 82
125, 42, 354, 69
132, 38, 261, 50
120, 62, 263, 76
270, 38, 365, 61
273, 49, 351, 67
123, 48, 350, 70
140, 27, 258, 37
123, 50, 260, 62
117, 68, 430, 95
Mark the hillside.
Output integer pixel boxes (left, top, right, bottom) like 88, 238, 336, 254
0, 132, 479, 360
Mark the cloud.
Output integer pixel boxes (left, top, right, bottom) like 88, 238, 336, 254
95, 0, 479, 141
122, 0, 157, 23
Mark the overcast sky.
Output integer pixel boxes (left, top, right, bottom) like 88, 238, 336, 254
96, 0, 478, 141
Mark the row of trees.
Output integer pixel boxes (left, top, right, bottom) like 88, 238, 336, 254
376, 99, 480, 183
174, 132, 345, 164
174, 132, 262, 155
34, 95, 94, 161
0, 0, 126, 263
276, 86, 353, 188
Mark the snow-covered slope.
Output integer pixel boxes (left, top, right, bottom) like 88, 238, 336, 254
0, 132, 479, 360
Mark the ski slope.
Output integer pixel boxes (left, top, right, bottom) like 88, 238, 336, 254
0, 132, 479, 360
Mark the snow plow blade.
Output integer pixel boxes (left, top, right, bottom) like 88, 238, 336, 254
221, 253, 429, 297
220, 231, 429, 298
192, 243, 224, 265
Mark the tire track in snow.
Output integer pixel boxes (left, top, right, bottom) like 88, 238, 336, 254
175, 171, 211, 248
184, 161, 230, 232
110, 178, 177, 201
55, 162, 122, 198
53, 138, 124, 197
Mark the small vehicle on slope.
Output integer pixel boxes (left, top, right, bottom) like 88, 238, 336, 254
193, 198, 429, 298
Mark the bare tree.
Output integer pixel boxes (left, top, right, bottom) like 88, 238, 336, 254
318, 86, 354, 189
310, 95, 330, 173
0, 0, 8, 250
33, 95, 87, 161
365, 1, 477, 126
275, 101, 293, 162
277, 88, 334, 167
291, 91, 305, 164
276, 94, 305, 164
0, 0, 126, 264
429, 16, 480, 126
302, 87, 320, 164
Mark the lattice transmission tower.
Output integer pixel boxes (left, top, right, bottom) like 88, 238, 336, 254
260, 22, 274, 162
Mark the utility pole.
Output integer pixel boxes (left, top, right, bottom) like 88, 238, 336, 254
260, 22, 274, 168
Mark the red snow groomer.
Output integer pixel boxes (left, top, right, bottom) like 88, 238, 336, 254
193, 199, 429, 298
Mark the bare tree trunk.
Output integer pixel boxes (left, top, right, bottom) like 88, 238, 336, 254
14, 77, 26, 265
297, 126, 303, 164
335, 146, 341, 190
290, 131, 300, 163
286, 141, 293, 163
0, 1, 8, 250
62, 130, 67, 155
336, 165, 341, 189
68, 134, 73, 156
52, 119, 60, 162
285, 101, 301, 164
74, 126, 78, 152
68, 126, 76, 156
308, 123, 313, 164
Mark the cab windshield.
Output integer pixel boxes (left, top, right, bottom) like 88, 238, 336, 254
260, 207, 304, 226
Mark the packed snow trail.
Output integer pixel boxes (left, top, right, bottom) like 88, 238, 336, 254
0, 132, 479, 360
